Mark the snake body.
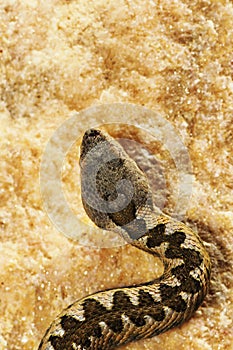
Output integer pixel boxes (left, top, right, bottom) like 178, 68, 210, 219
38, 129, 211, 350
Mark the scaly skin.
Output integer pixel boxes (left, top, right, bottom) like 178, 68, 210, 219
38, 129, 211, 350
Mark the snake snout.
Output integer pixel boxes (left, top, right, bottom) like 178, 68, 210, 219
80, 129, 107, 163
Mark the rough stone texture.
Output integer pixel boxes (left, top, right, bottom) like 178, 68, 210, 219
0, 1, 232, 349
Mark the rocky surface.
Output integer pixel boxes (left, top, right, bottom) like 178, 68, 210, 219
0, 1, 232, 349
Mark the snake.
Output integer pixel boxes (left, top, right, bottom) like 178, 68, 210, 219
38, 128, 211, 350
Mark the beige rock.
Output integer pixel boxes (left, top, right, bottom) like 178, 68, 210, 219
0, 1, 232, 349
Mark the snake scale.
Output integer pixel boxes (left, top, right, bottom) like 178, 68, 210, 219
38, 128, 211, 350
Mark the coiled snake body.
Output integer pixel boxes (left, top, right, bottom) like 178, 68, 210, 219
39, 129, 211, 350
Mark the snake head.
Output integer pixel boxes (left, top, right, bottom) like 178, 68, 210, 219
79, 129, 154, 240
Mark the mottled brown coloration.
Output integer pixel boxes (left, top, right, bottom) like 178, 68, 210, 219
38, 129, 211, 350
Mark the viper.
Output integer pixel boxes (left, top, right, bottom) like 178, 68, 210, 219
38, 128, 211, 350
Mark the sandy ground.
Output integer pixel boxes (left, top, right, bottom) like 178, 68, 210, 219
0, 1, 233, 349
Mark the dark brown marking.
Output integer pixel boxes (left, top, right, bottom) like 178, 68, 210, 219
109, 201, 136, 226
93, 324, 103, 338
106, 317, 124, 333
171, 264, 201, 294
138, 290, 155, 306
159, 284, 187, 312
48, 315, 83, 349
146, 224, 166, 248
60, 315, 81, 331
83, 298, 108, 319
128, 312, 146, 327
